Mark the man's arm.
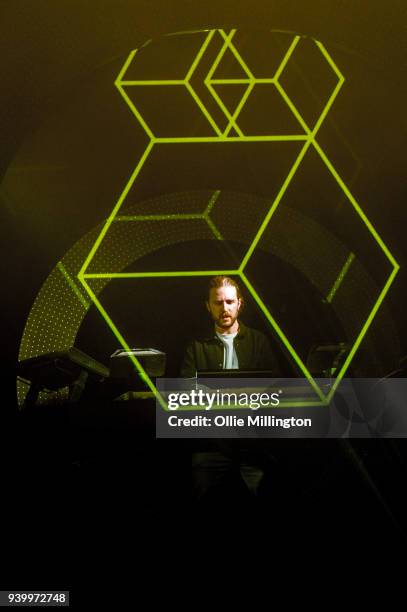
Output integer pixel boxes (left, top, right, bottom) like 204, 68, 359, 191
258, 334, 281, 376
180, 341, 197, 378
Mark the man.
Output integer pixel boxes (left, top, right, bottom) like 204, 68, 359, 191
180, 275, 280, 502
180, 275, 279, 377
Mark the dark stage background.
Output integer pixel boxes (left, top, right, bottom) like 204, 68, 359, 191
1, 0, 407, 595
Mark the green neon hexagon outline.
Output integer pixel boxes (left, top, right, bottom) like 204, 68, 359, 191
77, 28, 400, 410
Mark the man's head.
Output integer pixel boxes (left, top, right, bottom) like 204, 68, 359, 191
206, 276, 243, 333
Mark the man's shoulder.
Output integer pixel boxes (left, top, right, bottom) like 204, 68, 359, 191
238, 323, 268, 342
185, 331, 218, 348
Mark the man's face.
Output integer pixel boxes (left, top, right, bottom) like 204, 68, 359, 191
206, 285, 241, 331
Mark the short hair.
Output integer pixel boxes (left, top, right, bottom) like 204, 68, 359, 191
207, 276, 244, 307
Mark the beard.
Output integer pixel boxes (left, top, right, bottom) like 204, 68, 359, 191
215, 312, 238, 330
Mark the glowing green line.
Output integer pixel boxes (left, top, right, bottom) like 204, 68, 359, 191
115, 83, 155, 139
274, 80, 311, 134
326, 252, 355, 303
119, 80, 186, 85
113, 193, 222, 224
272, 35, 313, 135
83, 270, 240, 279
250, 78, 276, 84
209, 79, 252, 84
205, 216, 224, 240
274, 35, 300, 80
218, 29, 254, 79
278, 400, 329, 407
154, 135, 309, 143
204, 189, 221, 215
115, 49, 137, 84
206, 83, 243, 136
209, 78, 277, 84
205, 30, 243, 135
78, 140, 154, 279
166, 28, 210, 36
79, 277, 167, 409
240, 271, 325, 401
206, 29, 236, 82
206, 81, 244, 135
185, 29, 216, 81
274, 37, 344, 136
208, 29, 255, 137
115, 214, 202, 221
115, 49, 155, 138
240, 139, 312, 270
202, 191, 223, 239
57, 262, 89, 309
312, 75, 344, 136
185, 81, 223, 136
204, 30, 242, 133
314, 40, 345, 82
313, 140, 400, 268
224, 80, 254, 137
326, 265, 399, 403
184, 30, 223, 135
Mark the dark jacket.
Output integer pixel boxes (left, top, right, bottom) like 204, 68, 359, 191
180, 321, 279, 377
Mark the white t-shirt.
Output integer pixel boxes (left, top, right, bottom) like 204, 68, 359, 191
216, 331, 239, 369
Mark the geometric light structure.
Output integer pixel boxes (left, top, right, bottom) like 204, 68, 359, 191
77, 29, 399, 408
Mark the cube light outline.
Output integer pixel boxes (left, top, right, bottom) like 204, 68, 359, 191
76, 29, 399, 410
